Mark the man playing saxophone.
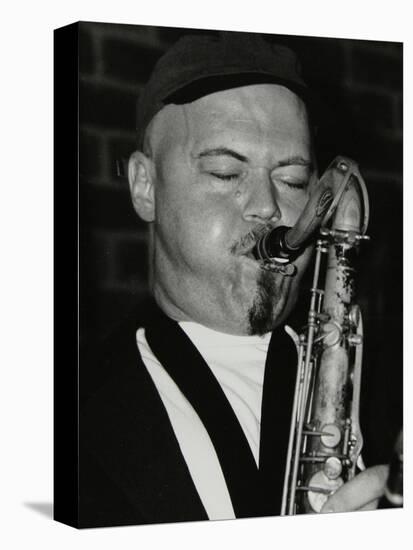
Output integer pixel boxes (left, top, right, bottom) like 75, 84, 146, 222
80, 31, 393, 526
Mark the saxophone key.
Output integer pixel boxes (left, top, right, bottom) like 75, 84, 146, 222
320, 423, 342, 448
307, 471, 344, 513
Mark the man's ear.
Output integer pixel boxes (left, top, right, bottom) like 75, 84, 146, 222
128, 151, 155, 222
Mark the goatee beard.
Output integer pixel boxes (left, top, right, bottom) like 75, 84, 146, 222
247, 268, 289, 335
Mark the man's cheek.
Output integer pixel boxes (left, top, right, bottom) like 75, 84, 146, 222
208, 218, 230, 245
187, 209, 231, 248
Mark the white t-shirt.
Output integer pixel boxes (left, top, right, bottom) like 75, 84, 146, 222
136, 322, 271, 520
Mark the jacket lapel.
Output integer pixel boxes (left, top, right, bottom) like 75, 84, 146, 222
80, 313, 207, 525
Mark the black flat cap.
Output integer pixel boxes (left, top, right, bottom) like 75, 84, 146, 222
137, 31, 312, 149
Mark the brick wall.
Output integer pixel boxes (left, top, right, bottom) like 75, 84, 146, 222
78, 24, 403, 370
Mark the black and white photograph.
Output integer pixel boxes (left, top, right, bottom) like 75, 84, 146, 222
1, 2, 409, 549
55, 21, 403, 528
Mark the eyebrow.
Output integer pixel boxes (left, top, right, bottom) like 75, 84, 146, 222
196, 148, 313, 170
196, 147, 248, 162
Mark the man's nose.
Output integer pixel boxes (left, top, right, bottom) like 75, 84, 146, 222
241, 172, 281, 224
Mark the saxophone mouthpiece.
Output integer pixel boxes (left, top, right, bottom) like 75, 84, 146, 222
252, 186, 334, 263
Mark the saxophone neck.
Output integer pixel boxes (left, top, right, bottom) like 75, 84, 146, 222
290, 156, 370, 245
322, 157, 370, 235
252, 156, 369, 265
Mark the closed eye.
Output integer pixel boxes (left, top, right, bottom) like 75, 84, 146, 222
281, 180, 309, 190
210, 173, 240, 182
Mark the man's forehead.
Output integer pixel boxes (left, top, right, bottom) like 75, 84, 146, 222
149, 83, 308, 153
186, 84, 307, 126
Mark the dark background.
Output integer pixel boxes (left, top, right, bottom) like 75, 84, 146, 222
78, 22, 403, 465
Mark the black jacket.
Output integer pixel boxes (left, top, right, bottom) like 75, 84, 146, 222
79, 311, 209, 528
78, 302, 299, 528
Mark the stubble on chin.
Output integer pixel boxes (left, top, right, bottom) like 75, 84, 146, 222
247, 268, 290, 335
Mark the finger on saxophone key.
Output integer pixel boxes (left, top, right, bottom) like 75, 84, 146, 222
320, 465, 389, 513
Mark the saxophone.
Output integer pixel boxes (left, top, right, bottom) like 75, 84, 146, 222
254, 155, 370, 514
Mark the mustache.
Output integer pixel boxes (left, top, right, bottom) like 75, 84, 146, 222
230, 223, 274, 255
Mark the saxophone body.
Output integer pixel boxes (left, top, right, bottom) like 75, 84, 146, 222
254, 156, 370, 515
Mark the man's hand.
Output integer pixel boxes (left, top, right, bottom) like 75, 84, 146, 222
320, 465, 389, 513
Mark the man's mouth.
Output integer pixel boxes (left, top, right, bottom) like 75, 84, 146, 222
231, 224, 272, 258
237, 244, 261, 265
243, 249, 256, 261
239, 248, 266, 272
239, 247, 296, 276
233, 224, 294, 272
